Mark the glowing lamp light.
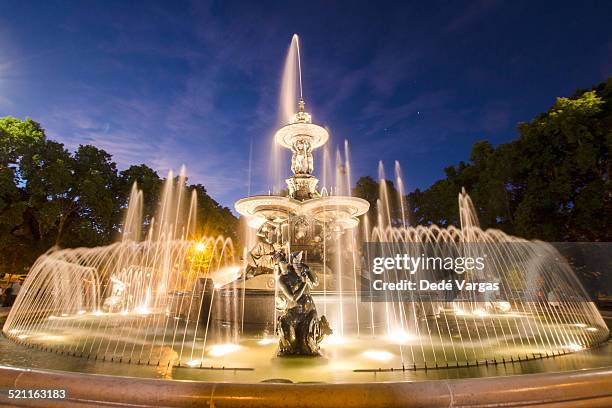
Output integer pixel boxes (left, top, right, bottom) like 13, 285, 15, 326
472, 309, 488, 317
120, 310, 129, 316
185, 359, 201, 367
568, 343, 583, 352
496, 301, 511, 312
60, 313, 69, 317
17, 334, 28, 340
257, 338, 277, 345
214, 283, 222, 289
92, 310, 104, 316
453, 306, 467, 316
135, 306, 151, 315
48, 315, 57, 320
194, 242, 206, 252
77, 310, 87, 315
322, 334, 347, 345
208, 343, 241, 357
362, 350, 393, 361
586, 327, 598, 332
386, 330, 413, 344
573, 323, 587, 328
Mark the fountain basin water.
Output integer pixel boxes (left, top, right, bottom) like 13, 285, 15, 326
1, 332, 612, 407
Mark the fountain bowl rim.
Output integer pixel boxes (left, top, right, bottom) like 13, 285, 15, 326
1, 363, 611, 407
274, 122, 329, 149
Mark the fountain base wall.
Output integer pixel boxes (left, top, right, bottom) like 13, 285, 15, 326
1, 364, 611, 407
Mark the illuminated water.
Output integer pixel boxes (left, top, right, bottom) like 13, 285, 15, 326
1, 35, 609, 381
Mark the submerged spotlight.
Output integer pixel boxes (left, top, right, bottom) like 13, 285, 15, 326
185, 359, 201, 367
362, 350, 393, 361
322, 334, 347, 345
568, 343, 584, 352
134, 306, 151, 315
257, 338, 277, 345
208, 343, 241, 357
386, 330, 413, 344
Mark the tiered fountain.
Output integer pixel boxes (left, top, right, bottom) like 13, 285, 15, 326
228, 91, 369, 336
1, 34, 610, 407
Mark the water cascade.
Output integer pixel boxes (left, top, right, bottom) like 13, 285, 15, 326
3, 35, 608, 375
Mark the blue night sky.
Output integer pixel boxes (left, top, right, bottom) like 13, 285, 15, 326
1, 0, 611, 208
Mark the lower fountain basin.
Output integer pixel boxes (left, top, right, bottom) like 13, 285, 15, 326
1, 312, 611, 406
1, 335, 611, 407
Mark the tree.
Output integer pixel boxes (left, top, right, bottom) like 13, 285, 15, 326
353, 175, 405, 227
190, 183, 239, 243
403, 78, 612, 241
0, 117, 49, 273
0, 116, 240, 275
120, 164, 162, 225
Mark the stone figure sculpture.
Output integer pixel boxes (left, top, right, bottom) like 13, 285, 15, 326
291, 138, 313, 175
242, 221, 282, 279
276, 251, 332, 356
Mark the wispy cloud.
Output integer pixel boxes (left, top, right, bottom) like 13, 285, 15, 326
444, 0, 503, 32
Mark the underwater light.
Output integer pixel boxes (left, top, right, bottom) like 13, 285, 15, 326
568, 343, 584, 351
134, 306, 151, 315
495, 301, 511, 312
472, 309, 489, 317
453, 306, 467, 316
208, 343, 241, 357
386, 330, 413, 344
322, 334, 347, 345
185, 359, 201, 367
362, 350, 393, 361
257, 338, 277, 345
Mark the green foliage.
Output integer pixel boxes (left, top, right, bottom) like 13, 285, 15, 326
120, 164, 163, 223
190, 184, 239, 243
353, 175, 405, 226
405, 78, 612, 241
0, 117, 238, 275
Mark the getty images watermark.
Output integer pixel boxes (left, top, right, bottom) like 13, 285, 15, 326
359, 242, 609, 302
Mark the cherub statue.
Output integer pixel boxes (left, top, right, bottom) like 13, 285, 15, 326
276, 251, 332, 356
291, 139, 313, 175
241, 221, 283, 279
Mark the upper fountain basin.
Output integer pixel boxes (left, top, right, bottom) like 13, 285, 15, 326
274, 122, 329, 149
234, 195, 369, 228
